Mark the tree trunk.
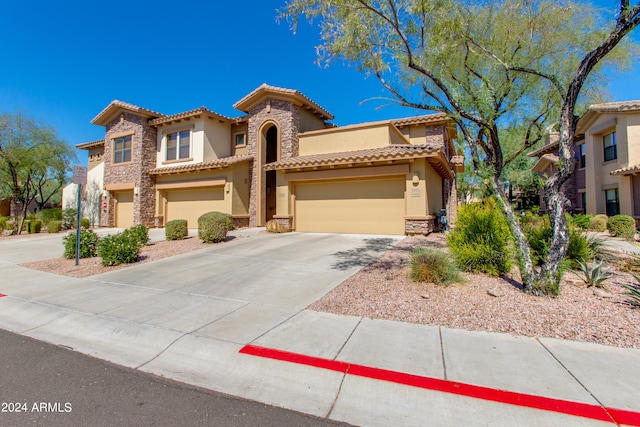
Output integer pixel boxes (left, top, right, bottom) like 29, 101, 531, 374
489, 176, 535, 292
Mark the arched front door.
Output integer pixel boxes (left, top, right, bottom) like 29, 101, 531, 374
261, 124, 278, 224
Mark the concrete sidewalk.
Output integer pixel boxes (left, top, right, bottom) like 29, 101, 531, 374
1, 230, 639, 426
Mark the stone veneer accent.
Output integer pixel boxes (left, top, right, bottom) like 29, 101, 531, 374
101, 112, 157, 227
425, 124, 446, 152
405, 216, 436, 235
232, 216, 250, 229
246, 99, 300, 227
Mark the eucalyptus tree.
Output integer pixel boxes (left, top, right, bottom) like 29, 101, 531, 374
281, 0, 640, 294
0, 112, 76, 234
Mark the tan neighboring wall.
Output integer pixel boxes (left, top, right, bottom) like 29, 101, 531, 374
298, 108, 327, 133
231, 122, 249, 156
203, 118, 231, 160
298, 121, 409, 156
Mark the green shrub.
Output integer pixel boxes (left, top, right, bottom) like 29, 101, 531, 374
572, 214, 592, 230
198, 211, 233, 243
80, 218, 91, 229
523, 217, 552, 266
0, 217, 6, 230
588, 216, 607, 232
410, 248, 462, 286
47, 220, 62, 233
447, 199, 512, 276
6, 220, 14, 231
27, 220, 42, 234
607, 215, 636, 239
37, 208, 62, 227
122, 224, 149, 248
97, 232, 139, 266
566, 231, 591, 268
62, 208, 77, 229
62, 229, 100, 259
165, 220, 188, 240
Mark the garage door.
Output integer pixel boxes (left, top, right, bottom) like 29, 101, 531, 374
115, 191, 134, 228
165, 187, 225, 228
295, 178, 405, 234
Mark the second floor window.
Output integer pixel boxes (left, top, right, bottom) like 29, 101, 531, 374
603, 131, 617, 162
113, 135, 132, 164
578, 144, 586, 169
167, 130, 191, 161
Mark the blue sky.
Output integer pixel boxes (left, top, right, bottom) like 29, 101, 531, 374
1, 0, 639, 165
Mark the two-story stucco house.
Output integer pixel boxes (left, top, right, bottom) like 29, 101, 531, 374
67, 84, 463, 235
530, 100, 640, 220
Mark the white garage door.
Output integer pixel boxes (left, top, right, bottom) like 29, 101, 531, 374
295, 178, 405, 235
165, 187, 225, 228
115, 191, 134, 228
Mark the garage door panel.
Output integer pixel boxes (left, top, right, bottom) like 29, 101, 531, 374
295, 179, 405, 235
166, 187, 225, 228
115, 191, 133, 228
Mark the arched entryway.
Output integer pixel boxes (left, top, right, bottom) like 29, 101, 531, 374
260, 123, 279, 224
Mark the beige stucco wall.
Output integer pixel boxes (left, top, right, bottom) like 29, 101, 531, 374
231, 122, 249, 156
298, 122, 409, 155
203, 119, 231, 160
298, 109, 326, 133
230, 162, 250, 216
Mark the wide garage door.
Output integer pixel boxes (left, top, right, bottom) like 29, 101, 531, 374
295, 178, 405, 235
165, 187, 225, 228
115, 191, 134, 228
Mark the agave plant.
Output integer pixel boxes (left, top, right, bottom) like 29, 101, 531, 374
622, 273, 640, 307
574, 259, 612, 288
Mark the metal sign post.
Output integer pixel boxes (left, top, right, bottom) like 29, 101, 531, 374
72, 166, 87, 266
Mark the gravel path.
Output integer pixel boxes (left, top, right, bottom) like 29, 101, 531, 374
13, 231, 640, 349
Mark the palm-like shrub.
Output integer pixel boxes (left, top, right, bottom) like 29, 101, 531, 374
448, 199, 512, 276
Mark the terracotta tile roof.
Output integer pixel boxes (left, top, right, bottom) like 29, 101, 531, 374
589, 100, 640, 113
610, 163, 640, 176
391, 113, 448, 127
92, 100, 165, 126
527, 142, 559, 158
532, 153, 559, 173
264, 145, 442, 171
75, 139, 105, 150
234, 84, 334, 120
149, 106, 232, 126
148, 155, 253, 175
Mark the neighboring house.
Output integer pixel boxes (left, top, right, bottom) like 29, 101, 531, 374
73, 84, 463, 235
62, 140, 105, 226
529, 100, 640, 219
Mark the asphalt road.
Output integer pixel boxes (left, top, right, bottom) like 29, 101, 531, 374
0, 329, 350, 427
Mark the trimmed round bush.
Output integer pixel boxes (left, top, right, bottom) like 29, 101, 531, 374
97, 232, 139, 266
165, 219, 188, 240
588, 216, 607, 232
81, 218, 91, 229
0, 217, 6, 230
410, 248, 462, 286
607, 214, 636, 239
47, 220, 62, 233
27, 220, 42, 234
5, 220, 15, 231
62, 229, 100, 259
198, 211, 233, 243
447, 199, 512, 276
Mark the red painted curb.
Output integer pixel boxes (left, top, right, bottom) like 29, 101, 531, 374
0, 293, 7, 298
240, 344, 640, 426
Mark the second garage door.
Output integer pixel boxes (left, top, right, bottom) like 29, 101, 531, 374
165, 187, 225, 228
294, 178, 405, 235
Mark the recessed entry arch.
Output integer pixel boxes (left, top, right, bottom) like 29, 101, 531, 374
258, 121, 280, 225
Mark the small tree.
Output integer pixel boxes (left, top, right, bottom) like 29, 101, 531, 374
0, 112, 76, 234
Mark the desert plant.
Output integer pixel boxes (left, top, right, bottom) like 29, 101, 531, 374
572, 214, 592, 230
0, 217, 6, 230
410, 248, 462, 286
565, 231, 591, 268
27, 220, 42, 234
97, 232, 139, 266
80, 218, 91, 229
265, 219, 290, 233
448, 199, 512, 276
62, 229, 100, 259
622, 275, 640, 307
37, 208, 62, 227
584, 234, 614, 262
5, 220, 14, 231
165, 219, 188, 240
47, 220, 62, 233
62, 208, 77, 229
574, 259, 612, 288
607, 215, 636, 239
198, 211, 233, 243
588, 216, 608, 232
122, 224, 149, 248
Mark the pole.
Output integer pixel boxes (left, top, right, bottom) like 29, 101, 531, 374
75, 183, 82, 266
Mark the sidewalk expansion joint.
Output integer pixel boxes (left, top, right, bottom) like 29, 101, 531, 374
239, 344, 640, 426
